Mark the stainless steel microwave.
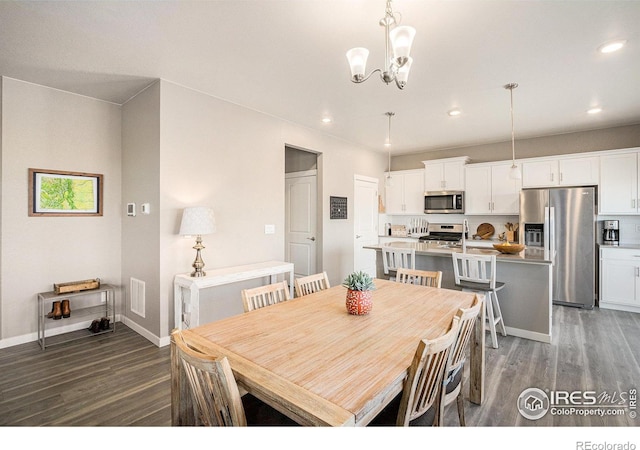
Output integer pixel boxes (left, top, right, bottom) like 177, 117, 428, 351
424, 191, 464, 214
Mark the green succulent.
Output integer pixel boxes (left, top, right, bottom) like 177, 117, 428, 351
342, 271, 376, 291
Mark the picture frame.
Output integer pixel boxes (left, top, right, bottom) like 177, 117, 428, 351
28, 168, 103, 217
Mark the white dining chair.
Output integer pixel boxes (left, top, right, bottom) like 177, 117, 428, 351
381, 247, 415, 281
451, 253, 506, 349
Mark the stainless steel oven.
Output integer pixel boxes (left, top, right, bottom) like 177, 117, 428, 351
424, 191, 464, 214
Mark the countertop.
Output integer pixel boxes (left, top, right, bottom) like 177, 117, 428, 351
599, 243, 640, 250
366, 241, 552, 265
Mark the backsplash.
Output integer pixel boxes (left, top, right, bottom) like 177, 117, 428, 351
380, 213, 640, 245
597, 215, 640, 245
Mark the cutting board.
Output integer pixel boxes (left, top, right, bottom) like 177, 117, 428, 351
473, 223, 495, 240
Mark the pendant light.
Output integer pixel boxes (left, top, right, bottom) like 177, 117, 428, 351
384, 112, 395, 187
505, 83, 521, 180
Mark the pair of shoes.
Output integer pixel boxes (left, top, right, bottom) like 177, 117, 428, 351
47, 301, 63, 320
99, 317, 110, 331
46, 300, 71, 320
88, 317, 111, 333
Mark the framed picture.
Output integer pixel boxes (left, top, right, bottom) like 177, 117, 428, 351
330, 196, 347, 219
28, 168, 103, 217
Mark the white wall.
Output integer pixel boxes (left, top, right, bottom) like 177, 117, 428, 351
121, 80, 388, 344
0, 78, 122, 346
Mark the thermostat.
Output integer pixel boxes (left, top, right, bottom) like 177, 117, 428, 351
127, 203, 136, 217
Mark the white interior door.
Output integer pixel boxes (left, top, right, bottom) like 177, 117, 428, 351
354, 175, 379, 277
285, 171, 317, 278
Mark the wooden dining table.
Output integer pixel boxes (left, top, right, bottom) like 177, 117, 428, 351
171, 279, 484, 426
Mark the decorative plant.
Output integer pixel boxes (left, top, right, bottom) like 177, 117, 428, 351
342, 271, 376, 292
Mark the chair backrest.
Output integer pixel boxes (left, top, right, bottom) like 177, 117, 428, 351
294, 272, 330, 297
382, 247, 416, 275
241, 280, 291, 313
173, 332, 247, 426
396, 315, 460, 426
451, 253, 497, 289
396, 268, 442, 288
448, 295, 483, 374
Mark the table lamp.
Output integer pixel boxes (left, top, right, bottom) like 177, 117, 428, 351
179, 206, 216, 277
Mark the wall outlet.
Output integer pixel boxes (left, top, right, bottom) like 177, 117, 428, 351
265, 224, 275, 234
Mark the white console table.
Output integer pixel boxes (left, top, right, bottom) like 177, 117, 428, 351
174, 260, 294, 329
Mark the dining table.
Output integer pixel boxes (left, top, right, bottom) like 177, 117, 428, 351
171, 278, 484, 426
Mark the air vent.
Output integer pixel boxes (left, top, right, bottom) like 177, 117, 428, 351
130, 277, 145, 318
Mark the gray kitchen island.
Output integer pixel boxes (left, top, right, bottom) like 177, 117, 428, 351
366, 241, 553, 344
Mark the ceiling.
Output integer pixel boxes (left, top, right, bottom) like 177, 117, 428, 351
1, 0, 639, 155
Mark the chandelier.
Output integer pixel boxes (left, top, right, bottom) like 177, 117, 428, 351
346, 0, 416, 90
505, 83, 522, 180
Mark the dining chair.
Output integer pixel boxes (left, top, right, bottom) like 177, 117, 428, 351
395, 267, 442, 288
381, 246, 416, 281
442, 295, 483, 426
451, 253, 506, 349
241, 280, 291, 313
370, 315, 461, 427
173, 331, 296, 426
294, 271, 330, 297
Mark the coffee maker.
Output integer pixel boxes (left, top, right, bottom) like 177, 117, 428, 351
602, 220, 619, 246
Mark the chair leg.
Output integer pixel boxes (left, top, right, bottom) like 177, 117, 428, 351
492, 292, 507, 337
484, 292, 498, 349
456, 392, 466, 426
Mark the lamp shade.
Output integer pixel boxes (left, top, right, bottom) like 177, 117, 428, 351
346, 47, 369, 78
179, 207, 216, 236
395, 57, 413, 84
389, 26, 416, 60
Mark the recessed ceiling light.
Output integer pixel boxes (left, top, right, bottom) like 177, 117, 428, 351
448, 109, 461, 117
598, 40, 627, 54
587, 107, 602, 115
321, 117, 332, 124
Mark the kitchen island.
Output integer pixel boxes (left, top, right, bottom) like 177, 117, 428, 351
365, 241, 553, 343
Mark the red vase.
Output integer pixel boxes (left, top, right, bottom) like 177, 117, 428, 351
346, 289, 373, 315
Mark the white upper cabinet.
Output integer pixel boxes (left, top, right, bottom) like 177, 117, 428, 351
522, 155, 599, 188
423, 157, 469, 192
465, 162, 521, 215
599, 151, 639, 214
384, 169, 425, 215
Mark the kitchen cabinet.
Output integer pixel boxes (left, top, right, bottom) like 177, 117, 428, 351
384, 169, 425, 215
423, 157, 469, 192
465, 162, 521, 215
599, 151, 639, 214
600, 247, 640, 313
522, 155, 599, 188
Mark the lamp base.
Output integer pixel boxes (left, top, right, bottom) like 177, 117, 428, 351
189, 236, 207, 277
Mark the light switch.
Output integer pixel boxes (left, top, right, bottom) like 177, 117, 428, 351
265, 224, 276, 235
141, 203, 150, 214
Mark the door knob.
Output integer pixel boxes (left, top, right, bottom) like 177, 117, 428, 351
306, 237, 316, 241
355, 235, 362, 239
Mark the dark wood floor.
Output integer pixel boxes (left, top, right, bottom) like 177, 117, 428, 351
1, 305, 638, 427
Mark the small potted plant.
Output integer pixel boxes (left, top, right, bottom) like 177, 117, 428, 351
343, 271, 376, 315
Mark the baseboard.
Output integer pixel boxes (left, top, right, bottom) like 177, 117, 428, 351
119, 315, 165, 347
504, 326, 552, 344
0, 314, 123, 349
599, 302, 640, 314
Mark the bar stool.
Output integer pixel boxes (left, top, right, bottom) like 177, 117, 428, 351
451, 253, 506, 348
381, 247, 415, 281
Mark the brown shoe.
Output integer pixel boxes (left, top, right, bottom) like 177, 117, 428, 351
99, 317, 110, 331
47, 301, 62, 320
61, 299, 71, 318
88, 319, 101, 333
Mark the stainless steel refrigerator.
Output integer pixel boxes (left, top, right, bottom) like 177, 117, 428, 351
519, 186, 596, 308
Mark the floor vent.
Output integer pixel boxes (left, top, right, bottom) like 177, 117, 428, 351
130, 277, 146, 318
